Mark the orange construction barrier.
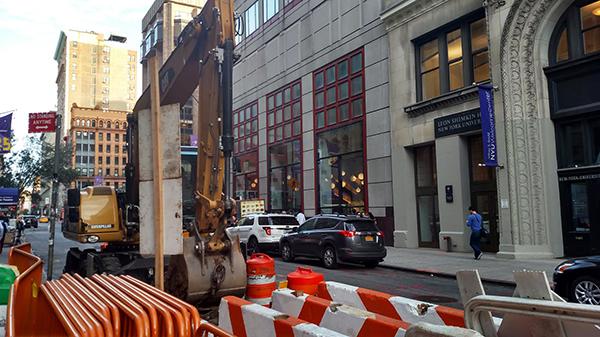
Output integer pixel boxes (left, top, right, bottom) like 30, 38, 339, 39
5, 243, 229, 337
286, 267, 324, 296
245, 253, 276, 306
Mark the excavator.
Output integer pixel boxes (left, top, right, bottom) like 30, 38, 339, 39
62, 0, 246, 304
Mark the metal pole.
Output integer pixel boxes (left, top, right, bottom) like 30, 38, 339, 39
46, 113, 62, 281
221, 39, 234, 203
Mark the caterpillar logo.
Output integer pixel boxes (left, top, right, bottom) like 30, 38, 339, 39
89, 224, 114, 229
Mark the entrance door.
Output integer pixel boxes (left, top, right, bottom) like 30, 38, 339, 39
468, 135, 499, 252
471, 192, 499, 252
559, 174, 600, 257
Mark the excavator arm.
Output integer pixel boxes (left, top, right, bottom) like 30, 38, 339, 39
134, 0, 245, 304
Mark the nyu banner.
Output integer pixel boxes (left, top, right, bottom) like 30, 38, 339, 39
478, 84, 498, 167
0, 113, 12, 133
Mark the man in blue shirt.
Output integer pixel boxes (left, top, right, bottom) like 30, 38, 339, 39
466, 206, 483, 260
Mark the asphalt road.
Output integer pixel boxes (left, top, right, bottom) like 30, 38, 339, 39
10, 223, 514, 309
1, 221, 98, 279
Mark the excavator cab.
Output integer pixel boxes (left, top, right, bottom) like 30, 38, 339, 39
63, 186, 129, 244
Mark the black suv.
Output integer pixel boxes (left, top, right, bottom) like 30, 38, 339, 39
22, 215, 38, 228
279, 214, 386, 269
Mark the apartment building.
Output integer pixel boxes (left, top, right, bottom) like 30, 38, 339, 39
70, 106, 128, 189
54, 30, 137, 137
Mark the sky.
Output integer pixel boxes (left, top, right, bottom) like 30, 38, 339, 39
0, 0, 150, 151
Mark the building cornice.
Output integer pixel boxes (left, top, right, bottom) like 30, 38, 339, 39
380, 0, 449, 31
53, 31, 67, 62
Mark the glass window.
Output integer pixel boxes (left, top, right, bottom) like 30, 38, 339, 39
269, 140, 302, 212
469, 135, 495, 182
245, 2, 260, 36
420, 39, 440, 100
447, 29, 464, 90
569, 182, 591, 233
556, 26, 570, 62
415, 146, 436, 187
581, 1, 600, 55
264, 0, 279, 22
471, 18, 490, 83
316, 123, 365, 214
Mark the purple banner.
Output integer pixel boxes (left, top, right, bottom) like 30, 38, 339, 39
0, 113, 12, 133
478, 84, 498, 167
0, 132, 11, 154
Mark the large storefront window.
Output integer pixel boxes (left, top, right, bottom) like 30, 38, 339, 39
267, 81, 303, 212
269, 140, 302, 212
233, 102, 259, 199
316, 123, 365, 214
414, 145, 439, 248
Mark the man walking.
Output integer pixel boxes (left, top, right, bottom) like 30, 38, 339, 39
466, 206, 483, 260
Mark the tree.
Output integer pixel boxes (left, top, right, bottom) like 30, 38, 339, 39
0, 136, 77, 195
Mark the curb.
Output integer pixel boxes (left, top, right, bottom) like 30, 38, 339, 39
378, 263, 517, 287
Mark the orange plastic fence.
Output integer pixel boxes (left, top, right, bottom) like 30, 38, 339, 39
195, 322, 234, 337
5, 243, 227, 337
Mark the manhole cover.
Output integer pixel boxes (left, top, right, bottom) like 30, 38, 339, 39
413, 295, 457, 303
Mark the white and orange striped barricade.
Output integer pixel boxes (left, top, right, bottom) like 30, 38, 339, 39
218, 296, 349, 337
317, 281, 465, 327
272, 288, 409, 337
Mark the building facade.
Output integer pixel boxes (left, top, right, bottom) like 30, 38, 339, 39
70, 106, 129, 189
233, 0, 394, 243
140, 0, 205, 146
382, 0, 600, 258
54, 30, 138, 137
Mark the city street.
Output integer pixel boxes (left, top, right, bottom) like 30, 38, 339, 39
11, 222, 514, 310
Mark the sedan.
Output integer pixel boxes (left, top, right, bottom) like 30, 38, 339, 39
554, 256, 600, 305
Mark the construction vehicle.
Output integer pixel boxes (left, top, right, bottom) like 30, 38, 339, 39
62, 0, 245, 304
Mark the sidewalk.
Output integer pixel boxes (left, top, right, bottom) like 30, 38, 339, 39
381, 247, 566, 284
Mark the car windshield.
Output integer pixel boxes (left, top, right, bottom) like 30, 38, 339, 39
345, 220, 378, 232
267, 216, 299, 226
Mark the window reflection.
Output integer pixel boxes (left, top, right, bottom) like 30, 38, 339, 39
269, 140, 302, 212
317, 123, 365, 214
420, 39, 440, 100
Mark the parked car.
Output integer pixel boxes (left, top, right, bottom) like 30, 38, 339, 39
21, 215, 38, 228
554, 257, 600, 305
279, 214, 386, 269
226, 213, 299, 255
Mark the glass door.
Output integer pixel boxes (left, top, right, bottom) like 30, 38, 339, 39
559, 174, 600, 256
471, 192, 499, 252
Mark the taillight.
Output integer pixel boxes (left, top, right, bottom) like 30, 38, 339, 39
377, 231, 384, 237
100, 243, 109, 251
339, 230, 355, 238
263, 227, 272, 235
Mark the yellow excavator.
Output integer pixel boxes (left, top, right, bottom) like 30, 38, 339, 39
62, 0, 246, 304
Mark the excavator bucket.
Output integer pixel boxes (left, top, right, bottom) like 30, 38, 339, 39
166, 235, 246, 304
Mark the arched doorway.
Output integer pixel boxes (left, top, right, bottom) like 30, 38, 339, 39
545, 0, 600, 256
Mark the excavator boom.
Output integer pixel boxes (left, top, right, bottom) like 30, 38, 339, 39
134, 0, 245, 304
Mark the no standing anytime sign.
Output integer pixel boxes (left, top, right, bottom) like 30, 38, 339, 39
28, 112, 56, 133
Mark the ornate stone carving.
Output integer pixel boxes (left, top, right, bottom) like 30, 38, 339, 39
499, 0, 559, 246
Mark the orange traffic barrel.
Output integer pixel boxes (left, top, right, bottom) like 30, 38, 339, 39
287, 267, 324, 295
245, 253, 276, 306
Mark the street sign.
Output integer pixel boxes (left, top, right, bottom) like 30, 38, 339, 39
28, 112, 56, 133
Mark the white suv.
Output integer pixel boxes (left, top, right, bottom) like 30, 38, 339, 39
226, 213, 300, 255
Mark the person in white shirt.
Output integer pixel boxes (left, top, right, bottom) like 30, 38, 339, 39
295, 211, 306, 225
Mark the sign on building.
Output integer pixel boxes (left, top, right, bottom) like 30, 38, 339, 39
478, 84, 498, 167
0, 188, 19, 206
239, 199, 265, 217
28, 112, 56, 133
434, 110, 481, 138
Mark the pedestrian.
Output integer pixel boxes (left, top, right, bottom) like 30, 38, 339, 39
295, 210, 306, 225
466, 206, 483, 260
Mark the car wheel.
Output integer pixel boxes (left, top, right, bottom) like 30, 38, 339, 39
247, 237, 259, 256
364, 261, 379, 269
281, 242, 294, 262
571, 276, 600, 305
322, 246, 338, 269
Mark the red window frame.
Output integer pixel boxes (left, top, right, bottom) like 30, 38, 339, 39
266, 80, 304, 212
233, 101, 259, 197
313, 49, 365, 130
266, 79, 302, 145
312, 48, 369, 213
